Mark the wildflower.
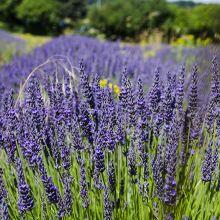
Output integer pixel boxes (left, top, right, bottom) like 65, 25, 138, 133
100, 79, 108, 88
113, 85, 120, 96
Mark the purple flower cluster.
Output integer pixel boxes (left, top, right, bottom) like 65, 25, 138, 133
0, 35, 219, 219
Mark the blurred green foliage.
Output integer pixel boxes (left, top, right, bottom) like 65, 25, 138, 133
16, 0, 59, 34
88, 0, 220, 43
189, 4, 220, 40
88, 0, 171, 40
0, 0, 87, 35
0, 0, 220, 43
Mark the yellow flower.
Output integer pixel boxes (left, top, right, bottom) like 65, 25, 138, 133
114, 85, 120, 96
108, 83, 113, 89
99, 79, 120, 96
100, 79, 107, 87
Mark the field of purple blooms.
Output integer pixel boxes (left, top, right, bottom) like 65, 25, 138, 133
0, 35, 220, 220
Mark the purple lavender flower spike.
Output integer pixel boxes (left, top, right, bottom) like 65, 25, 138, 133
162, 73, 174, 133
205, 57, 220, 134
0, 168, 7, 204
92, 72, 102, 110
119, 68, 129, 113
180, 110, 190, 165
57, 194, 65, 219
41, 194, 47, 220
205, 99, 216, 135
164, 114, 180, 206
79, 159, 89, 208
16, 159, 34, 215
2, 90, 17, 163
202, 141, 213, 182
136, 78, 146, 118
37, 158, 59, 204
217, 108, 220, 138
190, 114, 203, 142
56, 113, 71, 170
79, 60, 95, 109
187, 66, 198, 120
127, 79, 137, 129
63, 173, 73, 215
94, 146, 105, 173
79, 102, 94, 144
153, 105, 164, 137
211, 56, 220, 104
104, 187, 113, 220
115, 106, 126, 145
148, 68, 162, 114
128, 141, 137, 178
60, 144, 71, 170
1, 198, 10, 220
71, 115, 84, 151
24, 77, 46, 144
165, 213, 175, 220
136, 112, 149, 164
212, 139, 219, 173
152, 143, 164, 200
108, 160, 116, 193
92, 73, 102, 130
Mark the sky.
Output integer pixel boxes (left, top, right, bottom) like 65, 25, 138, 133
168, 0, 220, 3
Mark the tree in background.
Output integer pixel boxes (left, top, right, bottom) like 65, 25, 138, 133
0, 0, 220, 42
16, 0, 59, 35
88, 0, 171, 40
0, 0, 87, 35
88, 0, 220, 43
57, 0, 87, 21
189, 4, 220, 41
0, 0, 22, 30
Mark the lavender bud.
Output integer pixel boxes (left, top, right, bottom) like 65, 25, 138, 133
1, 198, 10, 220
79, 159, 89, 208
16, 159, 34, 215
38, 158, 59, 203
94, 146, 105, 173
128, 142, 137, 178
63, 173, 73, 214
108, 160, 116, 193
188, 66, 198, 120
202, 141, 213, 182
104, 187, 112, 220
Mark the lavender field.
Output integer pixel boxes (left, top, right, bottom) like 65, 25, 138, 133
0, 35, 220, 220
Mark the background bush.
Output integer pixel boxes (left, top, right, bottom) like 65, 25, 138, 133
0, 0, 220, 42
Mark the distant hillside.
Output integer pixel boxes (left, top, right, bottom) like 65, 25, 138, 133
170, 1, 202, 7
88, 0, 202, 7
